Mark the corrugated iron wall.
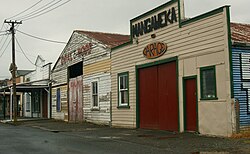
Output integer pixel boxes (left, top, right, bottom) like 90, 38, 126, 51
232, 47, 250, 129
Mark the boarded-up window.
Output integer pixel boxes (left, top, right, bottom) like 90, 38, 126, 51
200, 66, 217, 100
56, 88, 61, 112
92, 81, 98, 107
118, 72, 129, 106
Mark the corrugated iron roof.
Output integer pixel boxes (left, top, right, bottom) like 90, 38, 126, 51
75, 30, 130, 48
231, 22, 250, 44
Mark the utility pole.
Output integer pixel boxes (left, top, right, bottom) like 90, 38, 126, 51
4, 20, 22, 123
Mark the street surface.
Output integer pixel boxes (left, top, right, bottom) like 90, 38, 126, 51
0, 120, 249, 154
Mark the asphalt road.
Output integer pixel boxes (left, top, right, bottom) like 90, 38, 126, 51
0, 121, 249, 154
0, 123, 173, 154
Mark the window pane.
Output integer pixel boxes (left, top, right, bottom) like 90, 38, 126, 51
56, 89, 61, 112
124, 75, 128, 89
92, 82, 98, 107
33, 92, 40, 112
202, 68, 216, 99
120, 91, 128, 104
93, 95, 98, 107
26, 93, 30, 111
120, 76, 124, 89
92, 82, 98, 94
120, 75, 128, 90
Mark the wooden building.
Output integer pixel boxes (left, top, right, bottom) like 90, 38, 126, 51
231, 23, 250, 130
111, 0, 236, 136
22, 55, 51, 118
51, 30, 129, 124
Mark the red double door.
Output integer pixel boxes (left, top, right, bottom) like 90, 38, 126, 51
139, 61, 178, 131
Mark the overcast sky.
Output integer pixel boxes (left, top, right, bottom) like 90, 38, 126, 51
0, 0, 249, 79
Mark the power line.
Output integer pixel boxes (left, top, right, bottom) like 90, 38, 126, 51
17, 29, 67, 44
0, 23, 4, 32
16, 0, 59, 20
0, 37, 11, 58
0, 24, 9, 45
16, 50, 37, 58
6, 0, 44, 20
0, 34, 10, 54
24, 0, 71, 21
22, 0, 71, 21
0, 33, 9, 37
15, 37, 38, 67
0, 31, 8, 33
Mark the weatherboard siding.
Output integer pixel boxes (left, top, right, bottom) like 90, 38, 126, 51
82, 48, 111, 124
52, 85, 68, 121
83, 73, 111, 124
112, 2, 232, 136
232, 47, 250, 129
84, 59, 111, 76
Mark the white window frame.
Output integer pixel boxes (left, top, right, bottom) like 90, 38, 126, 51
118, 72, 129, 107
91, 80, 99, 109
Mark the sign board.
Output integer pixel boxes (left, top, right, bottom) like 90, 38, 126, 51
143, 42, 167, 59
132, 7, 177, 38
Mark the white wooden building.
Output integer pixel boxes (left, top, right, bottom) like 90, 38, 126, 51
51, 30, 129, 124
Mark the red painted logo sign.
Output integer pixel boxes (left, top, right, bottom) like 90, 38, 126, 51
143, 42, 167, 59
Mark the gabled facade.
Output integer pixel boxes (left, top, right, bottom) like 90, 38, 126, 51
51, 30, 129, 124
111, 0, 235, 136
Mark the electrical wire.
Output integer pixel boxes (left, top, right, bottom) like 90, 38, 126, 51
16, 50, 37, 58
0, 24, 9, 45
6, 0, 44, 20
0, 31, 8, 34
0, 38, 11, 58
0, 23, 4, 32
0, 33, 9, 37
15, 37, 38, 67
23, 0, 71, 21
21, 0, 71, 21
17, 29, 67, 44
0, 35, 10, 54
16, 0, 59, 20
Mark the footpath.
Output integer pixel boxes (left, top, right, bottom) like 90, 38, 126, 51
1, 118, 250, 154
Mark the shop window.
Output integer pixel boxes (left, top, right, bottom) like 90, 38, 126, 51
92, 81, 99, 108
118, 72, 129, 108
200, 66, 217, 100
26, 93, 31, 112
32, 91, 40, 113
56, 88, 61, 112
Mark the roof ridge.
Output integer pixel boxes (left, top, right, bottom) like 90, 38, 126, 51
74, 30, 129, 36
